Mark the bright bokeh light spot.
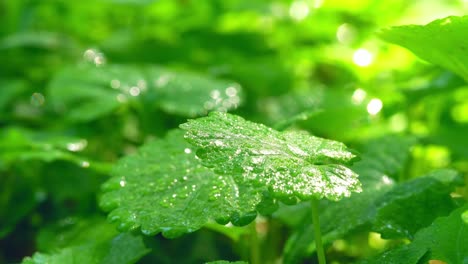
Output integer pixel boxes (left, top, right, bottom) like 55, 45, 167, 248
389, 113, 408, 132
451, 103, 468, 123
289, 0, 310, 21
353, 48, 373, 67
67, 139, 88, 152
80, 161, 90, 168
314, 0, 324, 8
336, 23, 356, 44
367, 98, 383, 115
129, 86, 141, 97
351, 88, 367, 104
119, 180, 126, 187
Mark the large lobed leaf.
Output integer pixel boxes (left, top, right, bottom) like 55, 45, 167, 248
100, 130, 270, 238
180, 111, 361, 201
48, 64, 242, 122
380, 15, 468, 82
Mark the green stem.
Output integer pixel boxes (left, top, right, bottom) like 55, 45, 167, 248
250, 221, 260, 264
311, 199, 326, 264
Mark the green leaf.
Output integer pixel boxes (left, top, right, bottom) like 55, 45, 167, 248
181, 112, 361, 201
22, 218, 150, 264
282, 135, 415, 264
372, 169, 463, 239
0, 127, 110, 173
48, 64, 242, 122
380, 15, 468, 82
205, 261, 248, 264
361, 205, 468, 264
100, 130, 267, 238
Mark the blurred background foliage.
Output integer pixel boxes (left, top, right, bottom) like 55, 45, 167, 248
1, 0, 467, 263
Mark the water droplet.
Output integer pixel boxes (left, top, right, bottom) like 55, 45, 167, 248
66, 139, 88, 152
184, 148, 192, 154
119, 180, 126, 187
159, 199, 170, 208
214, 140, 224, 147
30, 93, 45, 107
80, 161, 90, 168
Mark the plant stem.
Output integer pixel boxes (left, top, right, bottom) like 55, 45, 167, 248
311, 199, 326, 264
250, 220, 260, 264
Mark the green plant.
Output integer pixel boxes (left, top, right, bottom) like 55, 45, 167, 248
1, 1, 467, 264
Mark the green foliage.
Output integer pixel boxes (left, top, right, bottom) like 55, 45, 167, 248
206, 261, 248, 264
48, 64, 242, 122
181, 112, 361, 201
380, 16, 468, 82
1, 1, 467, 264
361, 205, 468, 264
372, 169, 462, 239
22, 218, 150, 264
282, 135, 415, 263
100, 130, 268, 238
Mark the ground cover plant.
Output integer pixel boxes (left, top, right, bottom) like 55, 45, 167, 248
0, 0, 467, 263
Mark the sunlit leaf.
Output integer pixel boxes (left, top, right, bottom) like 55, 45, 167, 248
100, 130, 269, 238
181, 111, 361, 201
380, 15, 468, 82
282, 135, 415, 264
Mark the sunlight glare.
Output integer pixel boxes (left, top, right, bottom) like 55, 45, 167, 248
367, 98, 383, 115
353, 48, 373, 67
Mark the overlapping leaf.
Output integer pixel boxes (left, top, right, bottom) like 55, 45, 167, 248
0, 126, 106, 171
181, 112, 361, 201
48, 64, 242, 122
380, 15, 468, 82
372, 169, 462, 239
100, 130, 270, 238
360, 205, 468, 264
22, 218, 150, 264
283, 134, 462, 263
282, 135, 414, 264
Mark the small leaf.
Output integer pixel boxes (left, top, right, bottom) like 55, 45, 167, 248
181, 112, 361, 201
100, 130, 267, 238
380, 15, 468, 82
